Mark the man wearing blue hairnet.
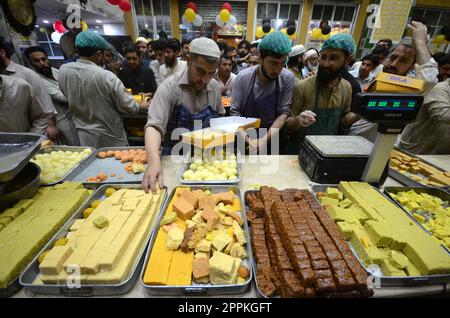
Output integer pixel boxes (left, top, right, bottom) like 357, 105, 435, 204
285, 33, 358, 154
231, 31, 295, 153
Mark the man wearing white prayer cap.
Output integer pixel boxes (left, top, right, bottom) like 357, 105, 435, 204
143, 37, 225, 192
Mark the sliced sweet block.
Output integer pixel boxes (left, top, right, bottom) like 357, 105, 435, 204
143, 229, 174, 285
173, 197, 195, 221
166, 249, 194, 286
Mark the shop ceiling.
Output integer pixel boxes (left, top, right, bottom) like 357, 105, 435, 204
34, 0, 122, 27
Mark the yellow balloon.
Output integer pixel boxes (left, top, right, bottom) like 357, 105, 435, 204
433, 34, 446, 44
269, 27, 275, 34
256, 26, 264, 38
288, 32, 297, 41
311, 28, 322, 40
81, 20, 88, 31
185, 8, 196, 23
280, 28, 287, 35
321, 33, 331, 40
219, 9, 230, 23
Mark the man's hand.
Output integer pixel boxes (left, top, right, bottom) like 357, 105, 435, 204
297, 110, 316, 127
46, 126, 59, 141
408, 21, 428, 45
142, 159, 164, 193
139, 99, 151, 112
220, 86, 228, 96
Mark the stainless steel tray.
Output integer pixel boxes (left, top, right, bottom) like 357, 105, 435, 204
389, 148, 449, 189
33, 146, 95, 186
19, 184, 167, 297
66, 147, 147, 186
0, 132, 45, 183
177, 161, 241, 185
311, 184, 450, 287
1, 184, 96, 298
384, 186, 450, 254
140, 185, 253, 295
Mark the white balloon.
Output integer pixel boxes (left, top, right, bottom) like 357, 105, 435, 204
51, 31, 62, 44
193, 14, 203, 27
215, 15, 225, 27
228, 15, 237, 27
182, 15, 190, 25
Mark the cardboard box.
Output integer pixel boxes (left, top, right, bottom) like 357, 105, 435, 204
369, 72, 424, 93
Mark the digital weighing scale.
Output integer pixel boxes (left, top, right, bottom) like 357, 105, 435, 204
299, 92, 424, 186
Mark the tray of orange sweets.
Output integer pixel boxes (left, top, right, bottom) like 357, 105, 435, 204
65, 147, 148, 185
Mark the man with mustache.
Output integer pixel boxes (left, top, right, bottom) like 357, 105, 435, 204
24, 46, 79, 146
285, 34, 356, 154
349, 21, 440, 146
231, 31, 295, 152
142, 38, 224, 192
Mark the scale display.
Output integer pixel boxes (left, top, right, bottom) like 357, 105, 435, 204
367, 99, 418, 111
352, 93, 423, 124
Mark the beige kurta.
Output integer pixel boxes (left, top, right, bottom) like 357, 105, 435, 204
145, 68, 224, 138
0, 75, 49, 135
399, 79, 450, 154
58, 59, 139, 148
39, 67, 79, 146
159, 60, 187, 82
5, 60, 57, 115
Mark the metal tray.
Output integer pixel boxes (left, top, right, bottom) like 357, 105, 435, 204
0, 132, 45, 183
177, 162, 241, 186
1, 183, 96, 298
384, 186, 450, 253
140, 185, 253, 295
19, 184, 167, 297
66, 147, 147, 186
33, 146, 95, 186
311, 184, 450, 287
389, 148, 449, 189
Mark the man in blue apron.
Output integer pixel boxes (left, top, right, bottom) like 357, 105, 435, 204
285, 34, 358, 154
143, 38, 224, 192
231, 31, 295, 154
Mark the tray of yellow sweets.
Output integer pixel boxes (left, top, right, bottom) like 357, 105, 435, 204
140, 185, 253, 295
19, 184, 167, 296
312, 182, 450, 287
0, 182, 94, 298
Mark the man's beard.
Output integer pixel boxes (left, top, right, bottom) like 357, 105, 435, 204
36, 65, 53, 78
166, 57, 176, 68
317, 65, 344, 84
260, 64, 277, 81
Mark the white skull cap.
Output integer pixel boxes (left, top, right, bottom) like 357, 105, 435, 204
189, 37, 221, 59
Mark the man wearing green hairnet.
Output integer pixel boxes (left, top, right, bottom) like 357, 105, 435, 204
58, 31, 150, 148
285, 33, 358, 154
231, 31, 295, 153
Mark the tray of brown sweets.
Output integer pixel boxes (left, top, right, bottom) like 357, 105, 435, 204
244, 186, 374, 298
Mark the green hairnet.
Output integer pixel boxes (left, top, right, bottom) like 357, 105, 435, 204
259, 31, 292, 56
75, 31, 109, 50
321, 33, 356, 55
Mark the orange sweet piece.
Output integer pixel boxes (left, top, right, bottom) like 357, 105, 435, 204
106, 150, 115, 157
97, 152, 107, 159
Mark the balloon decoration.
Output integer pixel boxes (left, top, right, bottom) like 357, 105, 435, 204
255, 17, 274, 39
215, 3, 236, 28
432, 26, 450, 44
185, 8, 196, 22
186, 1, 198, 12
181, 2, 203, 27
81, 20, 88, 31
119, 0, 132, 12
51, 31, 62, 44
284, 19, 297, 41
106, 0, 132, 12
321, 24, 331, 35
53, 20, 66, 33
311, 28, 323, 40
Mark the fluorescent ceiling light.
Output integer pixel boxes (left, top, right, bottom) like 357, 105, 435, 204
96, 20, 102, 23
43, 20, 50, 24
